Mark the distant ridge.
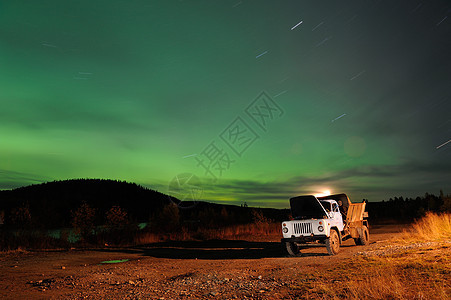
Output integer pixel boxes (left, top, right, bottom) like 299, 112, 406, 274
2, 179, 439, 229
0, 179, 291, 229
0, 179, 173, 228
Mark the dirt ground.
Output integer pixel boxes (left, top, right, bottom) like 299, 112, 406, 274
0, 225, 406, 299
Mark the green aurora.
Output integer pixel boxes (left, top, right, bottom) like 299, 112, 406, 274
0, 1, 450, 207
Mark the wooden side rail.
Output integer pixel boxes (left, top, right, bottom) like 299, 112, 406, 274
347, 202, 366, 223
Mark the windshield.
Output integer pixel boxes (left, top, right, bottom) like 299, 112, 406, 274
320, 201, 331, 212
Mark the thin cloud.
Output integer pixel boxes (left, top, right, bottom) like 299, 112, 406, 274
0, 170, 51, 190
199, 160, 451, 205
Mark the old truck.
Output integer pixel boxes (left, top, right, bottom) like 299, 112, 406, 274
281, 193, 369, 256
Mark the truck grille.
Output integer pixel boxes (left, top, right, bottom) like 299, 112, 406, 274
293, 222, 312, 235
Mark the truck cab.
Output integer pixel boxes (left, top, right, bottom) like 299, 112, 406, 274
281, 196, 343, 242
319, 199, 344, 231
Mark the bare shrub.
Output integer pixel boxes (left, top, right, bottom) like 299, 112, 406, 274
103, 205, 138, 245
106, 205, 128, 228
152, 203, 180, 233
10, 203, 32, 229
251, 209, 269, 225
198, 206, 217, 228
251, 209, 274, 234
71, 201, 96, 242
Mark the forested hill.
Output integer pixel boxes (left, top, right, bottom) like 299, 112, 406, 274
0, 179, 448, 229
0, 179, 172, 228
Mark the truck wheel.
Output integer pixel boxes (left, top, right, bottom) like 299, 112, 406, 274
355, 226, 370, 246
285, 242, 300, 256
326, 229, 340, 255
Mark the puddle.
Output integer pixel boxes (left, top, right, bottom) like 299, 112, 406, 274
100, 259, 130, 264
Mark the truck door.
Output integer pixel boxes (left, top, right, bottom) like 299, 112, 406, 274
330, 202, 344, 231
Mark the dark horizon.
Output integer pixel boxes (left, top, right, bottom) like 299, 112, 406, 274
0, 178, 447, 237
1, 178, 448, 209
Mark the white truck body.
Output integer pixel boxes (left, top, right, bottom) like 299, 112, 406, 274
282, 194, 369, 256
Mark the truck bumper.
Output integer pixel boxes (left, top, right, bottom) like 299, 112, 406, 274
282, 235, 327, 243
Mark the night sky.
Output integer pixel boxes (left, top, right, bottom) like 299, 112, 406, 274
1, 1, 450, 207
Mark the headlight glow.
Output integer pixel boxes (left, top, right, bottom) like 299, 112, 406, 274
282, 227, 289, 233
318, 226, 324, 232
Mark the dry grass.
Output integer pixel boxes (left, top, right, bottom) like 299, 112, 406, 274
132, 231, 162, 245
195, 222, 280, 240
133, 222, 281, 244
0, 230, 67, 251
401, 212, 451, 241
305, 213, 451, 299
309, 247, 450, 299
0, 247, 28, 256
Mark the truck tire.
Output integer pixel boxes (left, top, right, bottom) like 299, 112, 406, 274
326, 229, 340, 255
285, 242, 300, 256
354, 226, 370, 246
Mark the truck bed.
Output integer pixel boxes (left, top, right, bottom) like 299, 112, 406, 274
347, 202, 366, 223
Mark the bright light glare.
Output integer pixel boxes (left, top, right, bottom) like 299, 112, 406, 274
315, 190, 331, 197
